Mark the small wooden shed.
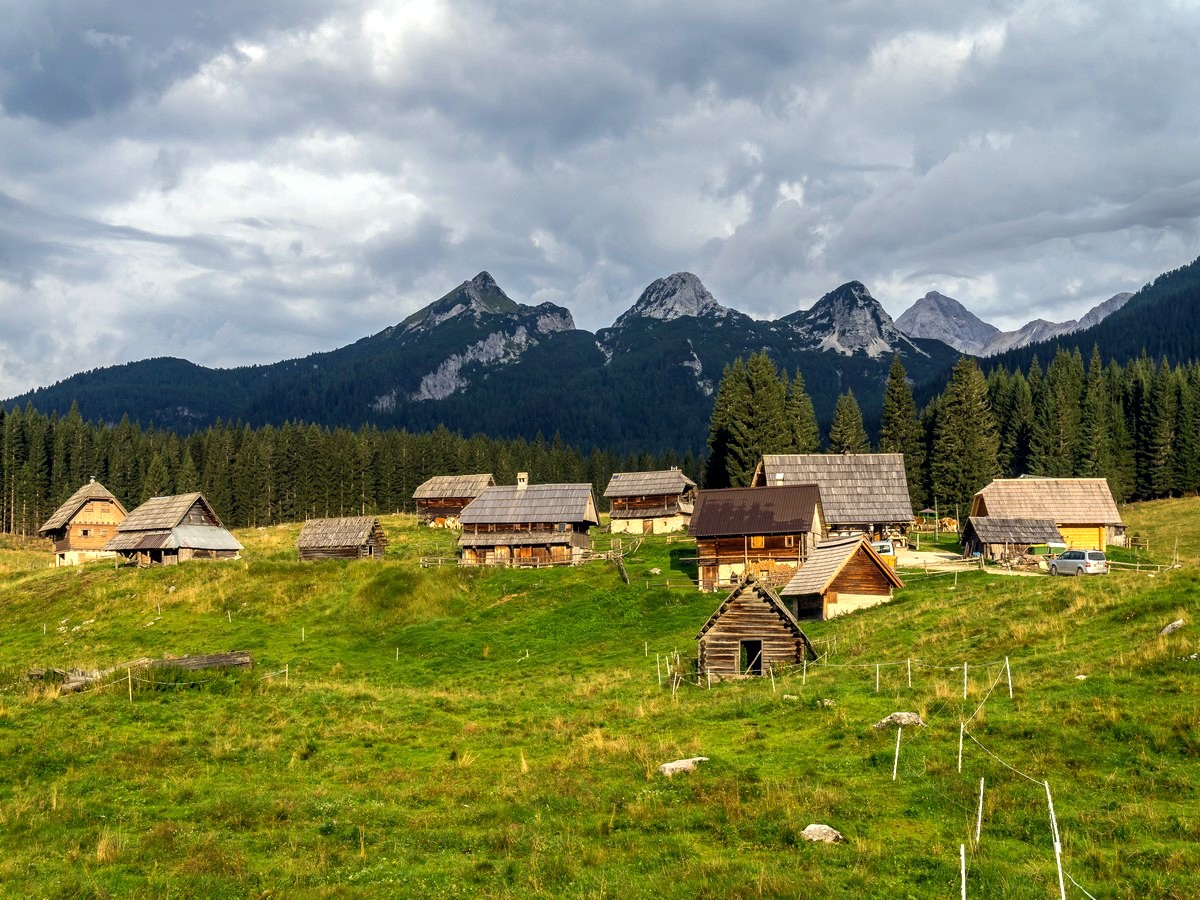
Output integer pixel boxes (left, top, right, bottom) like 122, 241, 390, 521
103, 493, 242, 566
969, 477, 1122, 550
413, 474, 495, 527
780, 536, 904, 621
38, 478, 128, 567
603, 468, 696, 534
697, 577, 816, 678
960, 517, 1064, 562
297, 516, 387, 561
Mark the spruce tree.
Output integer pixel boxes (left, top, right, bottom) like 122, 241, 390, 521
141, 452, 171, 502
784, 369, 820, 453
878, 356, 923, 504
931, 357, 999, 516
827, 390, 871, 453
726, 352, 790, 486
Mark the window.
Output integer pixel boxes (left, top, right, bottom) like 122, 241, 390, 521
750, 535, 765, 549
784, 535, 795, 548
80, 529, 90, 537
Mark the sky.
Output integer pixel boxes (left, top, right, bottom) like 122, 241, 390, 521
2, 0, 1200, 398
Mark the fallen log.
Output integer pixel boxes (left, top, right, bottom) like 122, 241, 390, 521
56, 652, 253, 694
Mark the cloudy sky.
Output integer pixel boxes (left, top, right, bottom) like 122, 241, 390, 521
2, 0, 1199, 397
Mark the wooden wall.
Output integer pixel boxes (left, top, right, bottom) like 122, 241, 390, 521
695, 533, 812, 591
699, 592, 803, 677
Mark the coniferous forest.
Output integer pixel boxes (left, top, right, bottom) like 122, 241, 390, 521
2, 344, 1197, 536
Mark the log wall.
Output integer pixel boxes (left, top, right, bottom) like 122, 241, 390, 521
699, 593, 802, 677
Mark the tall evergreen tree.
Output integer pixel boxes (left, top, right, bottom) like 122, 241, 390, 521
141, 452, 171, 502
878, 356, 923, 505
783, 369, 820, 453
931, 358, 999, 516
827, 390, 871, 454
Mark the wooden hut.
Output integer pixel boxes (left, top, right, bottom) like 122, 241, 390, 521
38, 478, 128, 567
752, 453, 913, 541
297, 516, 387, 561
458, 473, 599, 567
413, 474, 495, 527
779, 536, 904, 621
688, 485, 824, 592
103, 493, 242, 566
960, 517, 1064, 562
697, 577, 816, 678
603, 468, 696, 534
969, 477, 1122, 550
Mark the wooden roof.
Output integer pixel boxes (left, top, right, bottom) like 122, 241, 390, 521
412, 474, 495, 500
38, 479, 127, 533
459, 484, 599, 526
780, 536, 904, 597
604, 469, 696, 498
696, 577, 812, 647
297, 516, 383, 549
970, 478, 1122, 525
688, 485, 822, 538
964, 517, 1064, 545
104, 526, 243, 553
116, 493, 225, 532
752, 453, 913, 525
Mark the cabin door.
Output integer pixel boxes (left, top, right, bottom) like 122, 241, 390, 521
642, 519, 654, 535
739, 640, 763, 676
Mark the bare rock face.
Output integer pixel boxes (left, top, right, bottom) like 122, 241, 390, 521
1160, 618, 1186, 636
801, 823, 845, 844
658, 756, 709, 777
872, 712, 925, 729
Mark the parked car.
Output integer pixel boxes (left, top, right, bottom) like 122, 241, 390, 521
1049, 549, 1108, 576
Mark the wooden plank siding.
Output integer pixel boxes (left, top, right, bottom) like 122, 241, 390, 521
695, 532, 814, 592
696, 580, 814, 679
416, 498, 476, 526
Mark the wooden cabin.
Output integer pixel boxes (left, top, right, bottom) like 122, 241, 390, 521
961, 517, 1064, 562
457, 473, 599, 567
297, 516, 387, 561
38, 478, 128, 567
697, 577, 816, 678
603, 468, 696, 534
688, 485, 824, 592
969, 477, 1123, 550
103, 493, 242, 566
780, 535, 904, 621
413, 473, 495, 527
752, 453, 913, 542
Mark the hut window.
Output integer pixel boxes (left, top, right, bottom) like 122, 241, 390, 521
784, 535, 795, 548
750, 535, 765, 549
739, 640, 763, 676
80, 529, 90, 537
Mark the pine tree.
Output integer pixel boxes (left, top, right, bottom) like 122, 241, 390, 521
703, 358, 750, 488
827, 390, 870, 454
726, 352, 790, 485
931, 358, 999, 515
1076, 347, 1113, 478
878, 356, 923, 504
784, 369, 820, 453
141, 452, 171, 502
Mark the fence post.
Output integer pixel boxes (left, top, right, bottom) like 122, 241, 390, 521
876, 664, 880, 692
1045, 781, 1067, 900
892, 726, 902, 781
958, 723, 964, 772
1005, 657, 1012, 699
960, 844, 967, 900
285, 664, 289, 685
975, 777, 985, 844
907, 657, 911, 688
963, 663, 968, 699
127, 668, 133, 703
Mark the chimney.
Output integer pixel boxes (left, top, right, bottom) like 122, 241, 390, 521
774, 472, 784, 483
517, 472, 529, 490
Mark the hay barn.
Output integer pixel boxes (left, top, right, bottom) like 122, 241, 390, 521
413, 474, 495, 527
780, 535, 904, 621
603, 468, 696, 534
103, 493, 242, 566
458, 473, 599, 567
38, 478, 128, 567
969, 477, 1123, 550
697, 577, 816, 678
960, 517, 1064, 562
297, 516, 387, 561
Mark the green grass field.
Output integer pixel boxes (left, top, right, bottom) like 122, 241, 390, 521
0, 507, 1197, 898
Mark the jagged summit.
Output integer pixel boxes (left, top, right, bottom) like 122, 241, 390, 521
782, 281, 915, 358
401, 271, 522, 332
895, 291, 1000, 355
609, 272, 734, 330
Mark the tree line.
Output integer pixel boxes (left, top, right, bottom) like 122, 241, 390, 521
0, 404, 700, 536
705, 347, 1200, 517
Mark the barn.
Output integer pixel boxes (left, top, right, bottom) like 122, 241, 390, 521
103, 493, 242, 566
413, 474, 495, 527
603, 468, 696, 534
458, 473, 599, 567
297, 516, 387, 561
697, 577, 816, 678
960, 517, 1065, 562
38, 478, 129, 567
969, 477, 1122, 550
779, 535, 904, 621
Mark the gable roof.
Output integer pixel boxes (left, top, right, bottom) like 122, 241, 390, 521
459, 484, 599, 526
604, 469, 696, 498
412, 474, 495, 500
116, 493, 225, 532
780, 536, 904, 596
297, 516, 383, 549
964, 517, 1064, 545
696, 577, 813, 651
971, 478, 1122, 525
752, 453, 913, 525
688, 485, 821, 538
38, 480, 128, 533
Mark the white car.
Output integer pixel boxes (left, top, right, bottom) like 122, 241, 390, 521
1049, 550, 1108, 576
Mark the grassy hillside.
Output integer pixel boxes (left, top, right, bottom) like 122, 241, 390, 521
0, 511, 1197, 897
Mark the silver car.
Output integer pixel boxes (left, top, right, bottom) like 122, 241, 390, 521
1049, 549, 1108, 576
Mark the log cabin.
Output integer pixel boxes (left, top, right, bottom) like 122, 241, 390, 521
696, 576, 816, 678
969, 477, 1123, 550
297, 516, 387, 561
458, 473, 599, 567
779, 535, 904, 621
603, 468, 696, 534
960, 516, 1064, 562
752, 453, 913, 542
103, 493, 242, 566
38, 478, 129, 566
413, 473, 495, 527
688, 484, 824, 592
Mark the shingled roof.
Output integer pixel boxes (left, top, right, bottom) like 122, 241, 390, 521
963, 517, 1064, 545
689, 485, 822, 538
38, 480, 127, 534
412, 474, 495, 500
104, 493, 242, 553
970, 478, 1122, 525
604, 469, 696, 498
459, 484, 599, 526
297, 516, 384, 550
752, 453, 913, 525
116, 493, 223, 531
780, 536, 903, 597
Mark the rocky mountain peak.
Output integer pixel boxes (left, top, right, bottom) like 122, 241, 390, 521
783, 281, 914, 358
401, 270, 521, 332
895, 291, 1000, 355
610, 272, 732, 330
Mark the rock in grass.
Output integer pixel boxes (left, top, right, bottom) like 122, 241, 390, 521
658, 757, 708, 776
816, 698, 836, 708
1159, 618, 1185, 636
801, 823, 845, 843
872, 712, 924, 729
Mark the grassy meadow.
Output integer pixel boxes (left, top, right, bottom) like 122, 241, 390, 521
0, 507, 1197, 897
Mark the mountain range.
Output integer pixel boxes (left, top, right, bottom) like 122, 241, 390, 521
8, 257, 1199, 455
